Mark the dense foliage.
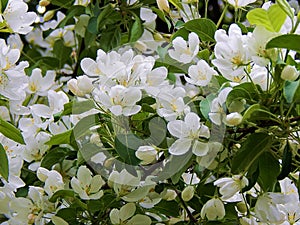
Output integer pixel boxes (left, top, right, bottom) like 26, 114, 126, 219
0, 0, 300, 224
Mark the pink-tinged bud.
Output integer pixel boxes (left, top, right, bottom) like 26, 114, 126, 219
156, 0, 170, 13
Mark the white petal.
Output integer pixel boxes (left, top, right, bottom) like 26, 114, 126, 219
192, 141, 209, 156
169, 138, 192, 155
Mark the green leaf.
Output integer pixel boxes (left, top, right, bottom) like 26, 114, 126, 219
41, 147, 74, 169
232, 133, 273, 173
56, 208, 77, 224
276, 0, 294, 20
277, 141, 293, 180
59, 5, 85, 28
266, 34, 300, 53
226, 83, 260, 107
88, 194, 120, 214
171, 27, 189, 41
129, 16, 144, 42
61, 100, 95, 116
243, 104, 260, 121
200, 93, 217, 120
156, 150, 193, 181
114, 134, 142, 166
53, 40, 72, 68
283, 80, 300, 103
184, 18, 216, 42
258, 152, 280, 191
150, 200, 180, 217
73, 114, 101, 139
99, 26, 121, 51
35, 57, 60, 70
50, 0, 73, 8
0, 118, 24, 144
246, 4, 287, 32
46, 130, 73, 146
87, 16, 98, 34
49, 190, 75, 203
1, 0, 8, 13
75, 15, 90, 38
0, 143, 9, 181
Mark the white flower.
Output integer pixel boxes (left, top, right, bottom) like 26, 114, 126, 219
214, 175, 248, 200
247, 25, 278, 66
135, 145, 157, 165
30, 90, 69, 118
227, 0, 256, 8
254, 192, 292, 224
281, 65, 299, 81
37, 168, 64, 196
96, 85, 142, 116
209, 87, 232, 125
250, 65, 271, 91
67, 75, 94, 96
212, 24, 250, 82
186, 60, 217, 86
157, 86, 190, 121
224, 112, 243, 126
201, 198, 225, 221
27, 68, 56, 96
2, 0, 37, 34
71, 166, 105, 200
167, 112, 210, 156
169, 32, 199, 64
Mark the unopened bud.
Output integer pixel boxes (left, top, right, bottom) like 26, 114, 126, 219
39, 0, 50, 7
156, 0, 170, 13
225, 112, 243, 126
281, 65, 299, 81
181, 186, 194, 202
43, 10, 55, 22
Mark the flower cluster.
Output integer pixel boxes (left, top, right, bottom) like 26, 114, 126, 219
0, 0, 300, 224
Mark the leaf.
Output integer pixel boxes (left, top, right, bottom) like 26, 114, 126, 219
121, 186, 152, 202
156, 150, 193, 181
0, 118, 24, 144
49, 190, 75, 203
246, 4, 286, 32
200, 93, 216, 120
114, 134, 142, 166
171, 27, 189, 41
232, 133, 273, 173
59, 5, 85, 28
73, 114, 101, 139
99, 26, 121, 51
243, 104, 261, 121
50, 0, 73, 8
88, 194, 120, 213
283, 80, 300, 103
41, 147, 74, 169
87, 16, 98, 34
276, 0, 294, 20
184, 18, 216, 42
61, 100, 95, 116
46, 130, 73, 146
226, 83, 260, 107
53, 40, 72, 68
258, 152, 280, 191
150, 200, 180, 217
266, 34, 300, 53
56, 208, 77, 224
35, 57, 60, 70
129, 16, 144, 42
0, 143, 9, 181
277, 141, 293, 180
1, 0, 8, 13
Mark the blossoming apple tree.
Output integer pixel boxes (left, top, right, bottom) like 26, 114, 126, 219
0, 0, 300, 224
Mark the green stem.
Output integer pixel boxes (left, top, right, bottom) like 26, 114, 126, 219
216, 4, 228, 29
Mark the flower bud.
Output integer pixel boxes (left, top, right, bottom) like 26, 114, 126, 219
135, 146, 157, 165
201, 198, 225, 221
37, 167, 49, 182
43, 10, 55, 22
236, 202, 248, 214
281, 65, 299, 81
77, 75, 94, 94
156, 0, 170, 13
39, 0, 50, 7
67, 79, 83, 96
225, 112, 243, 126
181, 186, 194, 202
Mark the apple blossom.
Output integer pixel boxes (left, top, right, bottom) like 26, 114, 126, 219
214, 175, 248, 200
201, 198, 225, 221
167, 112, 210, 156
135, 145, 157, 165
227, 0, 257, 8
186, 60, 218, 86
169, 32, 199, 64
71, 166, 105, 200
